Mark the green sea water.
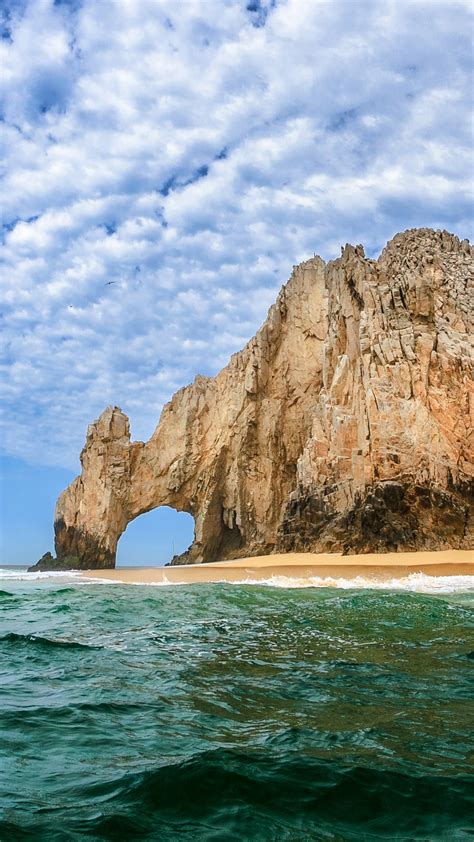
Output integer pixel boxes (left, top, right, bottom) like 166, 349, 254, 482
1, 571, 473, 841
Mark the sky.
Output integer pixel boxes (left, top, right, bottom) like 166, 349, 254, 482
0, 0, 473, 565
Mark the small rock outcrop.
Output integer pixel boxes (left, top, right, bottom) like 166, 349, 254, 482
43, 229, 472, 569
28, 551, 90, 572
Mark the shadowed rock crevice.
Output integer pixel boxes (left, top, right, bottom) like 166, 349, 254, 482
278, 480, 473, 555
37, 228, 472, 570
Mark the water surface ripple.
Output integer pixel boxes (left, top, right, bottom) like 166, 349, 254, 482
1, 577, 473, 840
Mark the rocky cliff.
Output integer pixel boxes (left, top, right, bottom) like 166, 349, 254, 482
41, 228, 473, 569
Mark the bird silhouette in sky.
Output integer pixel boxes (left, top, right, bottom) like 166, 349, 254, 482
104, 281, 116, 286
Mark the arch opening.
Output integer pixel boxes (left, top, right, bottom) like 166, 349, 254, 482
116, 506, 195, 568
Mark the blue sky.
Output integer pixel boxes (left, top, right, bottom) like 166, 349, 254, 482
1, 0, 472, 565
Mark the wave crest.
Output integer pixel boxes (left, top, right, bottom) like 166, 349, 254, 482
0, 568, 83, 582
0, 632, 100, 651
228, 572, 474, 594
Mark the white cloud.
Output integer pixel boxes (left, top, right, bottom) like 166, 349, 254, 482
0, 0, 472, 469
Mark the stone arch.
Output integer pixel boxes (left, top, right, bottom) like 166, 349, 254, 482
53, 406, 251, 568
49, 230, 473, 572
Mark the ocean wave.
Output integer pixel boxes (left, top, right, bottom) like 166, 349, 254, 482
3, 567, 473, 594
103, 571, 474, 593
0, 700, 158, 726
37, 748, 473, 840
0, 568, 83, 582
0, 588, 20, 599
0, 632, 100, 651
228, 572, 474, 594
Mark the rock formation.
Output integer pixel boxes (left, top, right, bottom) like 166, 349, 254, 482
40, 228, 473, 569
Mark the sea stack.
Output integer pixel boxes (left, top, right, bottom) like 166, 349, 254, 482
42, 228, 473, 570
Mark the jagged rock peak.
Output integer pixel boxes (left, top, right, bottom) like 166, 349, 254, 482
45, 228, 472, 570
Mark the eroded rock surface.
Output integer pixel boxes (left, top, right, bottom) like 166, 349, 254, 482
47, 229, 473, 569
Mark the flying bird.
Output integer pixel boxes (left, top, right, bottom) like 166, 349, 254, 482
104, 281, 116, 286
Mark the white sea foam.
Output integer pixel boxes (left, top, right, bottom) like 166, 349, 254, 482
1, 568, 472, 594
227, 572, 474, 594
93, 572, 474, 593
0, 567, 83, 582
0, 568, 130, 585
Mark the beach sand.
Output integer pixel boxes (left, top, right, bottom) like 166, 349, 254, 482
82, 549, 474, 586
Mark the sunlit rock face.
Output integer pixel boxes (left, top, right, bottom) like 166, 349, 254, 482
51, 229, 473, 568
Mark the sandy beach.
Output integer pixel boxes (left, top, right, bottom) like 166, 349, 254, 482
82, 549, 474, 586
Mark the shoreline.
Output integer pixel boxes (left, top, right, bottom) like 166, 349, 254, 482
82, 550, 474, 586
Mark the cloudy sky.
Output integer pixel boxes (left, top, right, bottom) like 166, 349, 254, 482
1, 0, 472, 564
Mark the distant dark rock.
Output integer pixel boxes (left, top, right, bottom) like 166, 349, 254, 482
28, 552, 82, 572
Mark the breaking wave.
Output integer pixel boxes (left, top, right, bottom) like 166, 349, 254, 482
94, 571, 474, 593
229, 572, 474, 594
0, 567, 83, 582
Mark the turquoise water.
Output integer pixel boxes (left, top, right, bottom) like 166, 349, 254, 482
1, 571, 473, 841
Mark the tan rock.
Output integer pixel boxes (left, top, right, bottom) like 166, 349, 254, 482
52, 229, 473, 568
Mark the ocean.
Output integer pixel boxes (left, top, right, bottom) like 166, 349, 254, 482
1, 568, 473, 841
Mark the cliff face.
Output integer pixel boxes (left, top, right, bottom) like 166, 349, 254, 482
51, 228, 473, 568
